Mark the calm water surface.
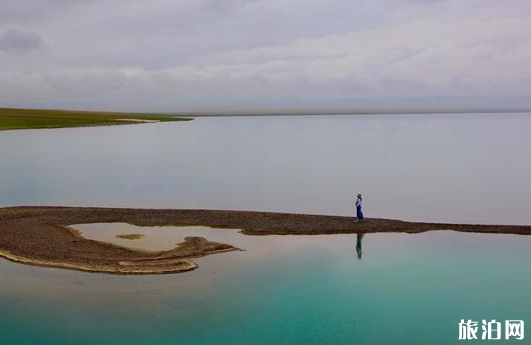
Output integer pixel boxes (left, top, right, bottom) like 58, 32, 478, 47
74, 223, 243, 252
1, 113, 530, 224
0, 231, 529, 345
1, 114, 530, 344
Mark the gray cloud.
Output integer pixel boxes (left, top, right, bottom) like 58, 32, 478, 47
0, 29, 44, 53
200, 0, 258, 13
0, 0, 97, 23
0, 0, 530, 112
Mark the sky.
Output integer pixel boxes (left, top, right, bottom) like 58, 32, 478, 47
0, 0, 530, 113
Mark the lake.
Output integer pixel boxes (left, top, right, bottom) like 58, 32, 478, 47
1, 114, 530, 344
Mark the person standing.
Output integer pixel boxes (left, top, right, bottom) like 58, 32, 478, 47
356, 193, 364, 221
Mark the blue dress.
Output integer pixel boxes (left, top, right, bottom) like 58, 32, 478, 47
356, 199, 364, 219
356, 206, 364, 220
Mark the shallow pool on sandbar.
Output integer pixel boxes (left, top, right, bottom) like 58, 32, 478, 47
73, 223, 248, 252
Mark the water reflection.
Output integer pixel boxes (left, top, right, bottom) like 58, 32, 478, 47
1, 230, 531, 345
356, 233, 364, 259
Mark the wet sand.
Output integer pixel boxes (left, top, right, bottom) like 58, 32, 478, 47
1, 206, 530, 275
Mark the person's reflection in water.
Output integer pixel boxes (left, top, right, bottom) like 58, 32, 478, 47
356, 233, 364, 259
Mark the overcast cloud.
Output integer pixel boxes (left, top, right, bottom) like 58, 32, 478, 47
0, 0, 530, 113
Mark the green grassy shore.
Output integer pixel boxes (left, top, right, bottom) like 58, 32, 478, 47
0, 107, 192, 130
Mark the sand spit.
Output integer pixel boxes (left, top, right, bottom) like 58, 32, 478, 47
115, 118, 160, 123
1, 206, 530, 275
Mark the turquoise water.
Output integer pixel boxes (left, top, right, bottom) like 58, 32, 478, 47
1, 114, 531, 344
0, 231, 530, 345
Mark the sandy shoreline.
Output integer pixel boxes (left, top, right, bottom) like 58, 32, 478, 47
1, 206, 530, 275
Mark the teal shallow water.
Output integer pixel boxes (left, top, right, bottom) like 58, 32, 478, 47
1, 230, 529, 345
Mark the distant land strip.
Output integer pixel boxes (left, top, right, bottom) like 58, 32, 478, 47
1, 206, 530, 275
0, 107, 192, 131
182, 109, 531, 117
